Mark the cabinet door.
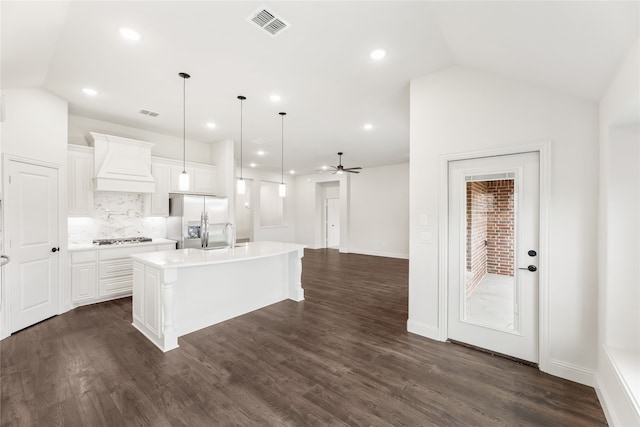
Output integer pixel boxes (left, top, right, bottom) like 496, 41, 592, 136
71, 262, 97, 302
68, 147, 94, 215
194, 166, 217, 194
149, 161, 171, 216
170, 165, 195, 193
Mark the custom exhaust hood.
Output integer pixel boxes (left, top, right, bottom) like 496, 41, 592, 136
87, 132, 156, 193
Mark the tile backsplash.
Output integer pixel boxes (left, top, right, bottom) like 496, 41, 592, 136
68, 192, 165, 244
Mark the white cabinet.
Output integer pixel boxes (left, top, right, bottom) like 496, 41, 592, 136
147, 157, 218, 216
194, 167, 216, 194
68, 145, 94, 216
147, 161, 172, 216
70, 251, 98, 303
70, 241, 176, 307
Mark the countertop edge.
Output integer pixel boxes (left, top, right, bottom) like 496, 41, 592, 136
131, 242, 306, 269
69, 239, 177, 252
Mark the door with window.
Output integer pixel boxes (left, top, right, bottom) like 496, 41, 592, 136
6, 160, 60, 333
448, 152, 539, 363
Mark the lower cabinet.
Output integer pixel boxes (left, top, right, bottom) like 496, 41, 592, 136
70, 242, 176, 306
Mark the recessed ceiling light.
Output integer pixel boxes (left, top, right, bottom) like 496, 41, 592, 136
250, 163, 257, 167
270, 94, 281, 103
363, 123, 373, 131
82, 88, 98, 96
321, 165, 328, 170
370, 49, 386, 60
119, 27, 141, 41
206, 122, 216, 129
289, 170, 295, 175
257, 150, 265, 156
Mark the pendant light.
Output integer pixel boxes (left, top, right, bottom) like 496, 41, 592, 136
237, 95, 246, 195
278, 112, 287, 198
178, 72, 191, 191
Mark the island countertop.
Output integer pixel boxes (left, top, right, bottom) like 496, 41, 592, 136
130, 241, 305, 269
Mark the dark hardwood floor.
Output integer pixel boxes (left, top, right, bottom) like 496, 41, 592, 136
1, 249, 606, 426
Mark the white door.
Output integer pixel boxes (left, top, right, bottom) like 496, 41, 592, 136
326, 198, 340, 248
448, 152, 539, 363
7, 160, 60, 333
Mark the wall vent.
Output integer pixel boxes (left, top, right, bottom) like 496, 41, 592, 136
139, 109, 159, 117
247, 7, 290, 37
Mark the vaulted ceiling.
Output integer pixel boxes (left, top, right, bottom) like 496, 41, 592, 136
2, 1, 638, 173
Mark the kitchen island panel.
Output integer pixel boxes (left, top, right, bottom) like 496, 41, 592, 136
131, 242, 305, 352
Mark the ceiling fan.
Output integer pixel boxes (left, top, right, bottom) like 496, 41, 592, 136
327, 152, 362, 174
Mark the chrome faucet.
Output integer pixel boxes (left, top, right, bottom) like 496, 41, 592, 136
223, 222, 235, 247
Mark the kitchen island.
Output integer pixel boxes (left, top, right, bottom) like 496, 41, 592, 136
130, 241, 305, 352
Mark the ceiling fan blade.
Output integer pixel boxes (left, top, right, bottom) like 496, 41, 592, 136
346, 170, 360, 173
342, 167, 362, 171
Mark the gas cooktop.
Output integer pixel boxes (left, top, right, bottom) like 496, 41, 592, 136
92, 237, 153, 246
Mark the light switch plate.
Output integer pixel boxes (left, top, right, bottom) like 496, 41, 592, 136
419, 214, 429, 226
419, 231, 432, 244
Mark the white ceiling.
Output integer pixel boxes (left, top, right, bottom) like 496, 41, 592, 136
2, 1, 638, 174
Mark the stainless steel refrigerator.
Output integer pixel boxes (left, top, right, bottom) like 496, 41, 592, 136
167, 194, 229, 249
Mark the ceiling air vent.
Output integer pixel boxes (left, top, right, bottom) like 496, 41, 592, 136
139, 109, 159, 117
248, 7, 290, 37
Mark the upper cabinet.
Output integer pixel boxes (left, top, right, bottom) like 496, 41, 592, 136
146, 157, 218, 216
68, 145, 94, 216
193, 166, 217, 194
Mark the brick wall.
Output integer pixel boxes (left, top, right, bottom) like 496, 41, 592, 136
486, 180, 514, 276
465, 181, 487, 294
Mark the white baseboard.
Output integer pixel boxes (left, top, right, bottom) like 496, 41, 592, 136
349, 248, 409, 259
544, 358, 595, 387
595, 373, 620, 427
594, 346, 640, 426
407, 319, 443, 341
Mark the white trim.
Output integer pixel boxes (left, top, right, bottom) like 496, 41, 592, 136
595, 345, 640, 426
595, 374, 619, 427
546, 359, 595, 387
438, 141, 552, 368
407, 319, 442, 341
348, 248, 409, 259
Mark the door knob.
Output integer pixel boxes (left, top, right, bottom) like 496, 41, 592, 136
519, 265, 537, 272
51, 247, 60, 253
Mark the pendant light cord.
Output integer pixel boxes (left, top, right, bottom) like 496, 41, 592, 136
240, 97, 244, 180
182, 75, 186, 173
280, 112, 286, 184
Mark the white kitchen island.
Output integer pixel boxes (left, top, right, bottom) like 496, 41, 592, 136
130, 241, 305, 352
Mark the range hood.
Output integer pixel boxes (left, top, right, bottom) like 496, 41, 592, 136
87, 132, 156, 193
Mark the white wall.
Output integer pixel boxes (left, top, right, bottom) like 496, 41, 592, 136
408, 66, 599, 385
238, 168, 295, 243
349, 163, 409, 258
68, 114, 212, 163
0, 88, 69, 337
2, 89, 68, 165
294, 163, 409, 258
596, 38, 640, 427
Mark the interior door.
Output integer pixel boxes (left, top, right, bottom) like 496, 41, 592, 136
448, 152, 539, 363
326, 198, 340, 248
7, 160, 60, 333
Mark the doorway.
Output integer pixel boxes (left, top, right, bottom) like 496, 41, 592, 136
5, 159, 61, 333
326, 198, 340, 248
447, 152, 540, 363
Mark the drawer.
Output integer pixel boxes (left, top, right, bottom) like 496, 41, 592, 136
99, 259, 132, 279
100, 245, 157, 260
71, 251, 97, 264
99, 276, 132, 297
156, 243, 176, 252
